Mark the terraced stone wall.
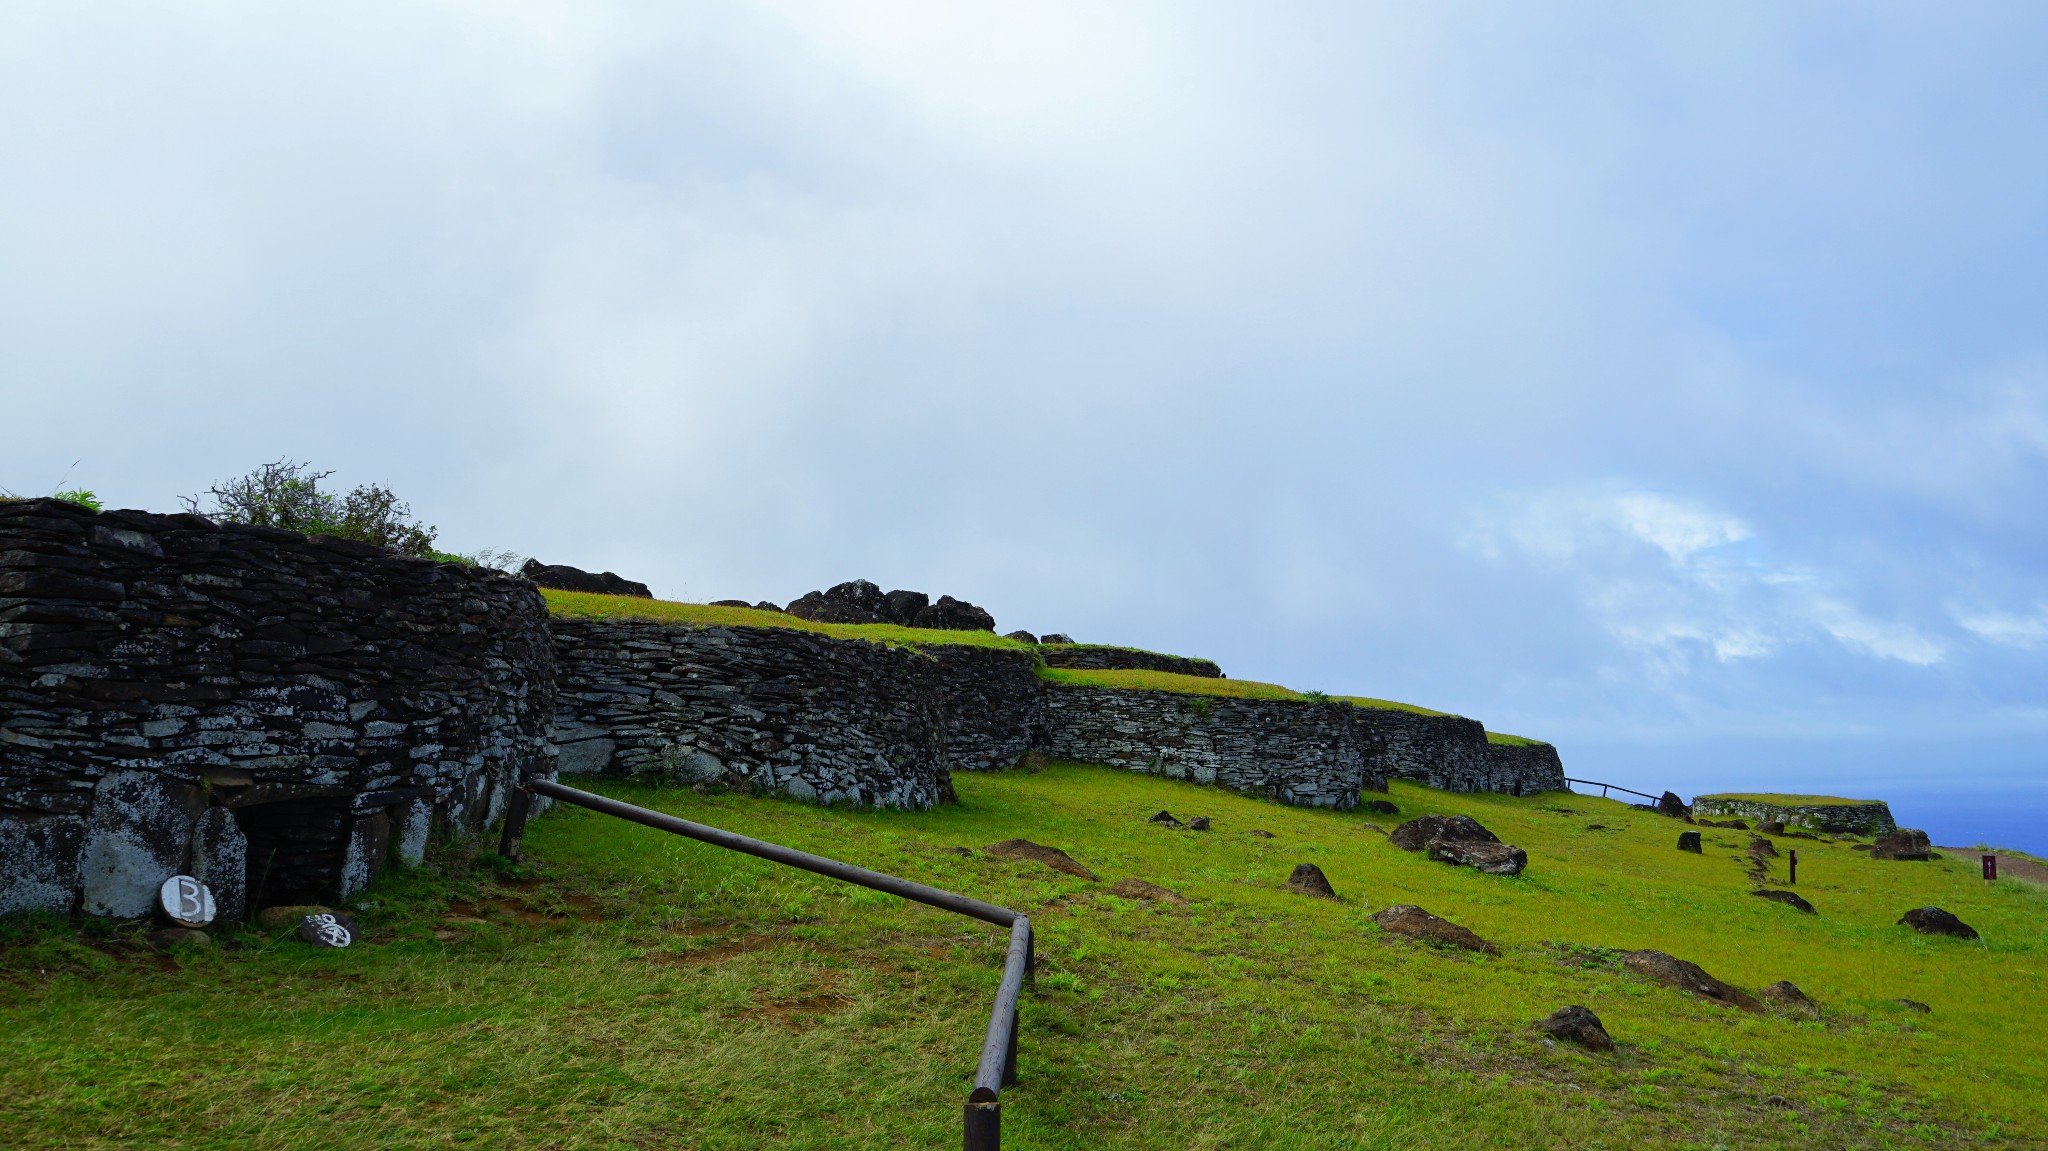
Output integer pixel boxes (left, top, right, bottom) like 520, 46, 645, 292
1040, 645, 1224, 678
1479, 740, 1569, 797
932, 646, 1046, 772
1692, 796, 1897, 836
0, 498, 556, 920
549, 618, 950, 809
1040, 686, 1377, 809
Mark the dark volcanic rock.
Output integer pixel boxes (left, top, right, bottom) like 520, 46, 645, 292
1389, 814, 1498, 852
1753, 889, 1816, 914
913, 594, 996, 632
1040, 645, 1225, 678
1678, 831, 1703, 853
785, 580, 889, 624
1621, 949, 1762, 1012
1892, 998, 1932, 1013
1429, 839, 1528, 875
880, 589, 929, 627
1759, 980, 1819, 1016
1657, 791, 1690, 818
985, 839, 1096, 880
1535, 1005, 1613, 1051
753, 601, 784, 613
1872, 828, 1933, 861
1186, 816, 1210, 831
1148, 810, 1183, 828
1041, 633, 1075, 644
1283, 863, 1340, 900
1247, 830, 1275, 839
520, 559, 651, 598
1898, 906, 1979, 940
1003, 630, 1039, 644
1369, 904, 1496, 953
1759, 820, 1787, 836
1110, 878, 1188, 905
1748, 835, 1779, 859
709, 599, 752, 608
1362, 800, 1399, 815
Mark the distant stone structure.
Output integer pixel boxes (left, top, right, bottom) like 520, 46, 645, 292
1691, 795, 1897, 837
783, 579, 996, 632
1040, 645, 1224, 679
0, 499, 556, 920
520, 559, 652, 598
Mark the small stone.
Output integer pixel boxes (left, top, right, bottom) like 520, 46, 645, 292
1891, 998, 1932, 1013
1759, 820, 1786, 836
1534, 1005, 1613, 1051
1369, 904, 1496, 953
1657, 791, 1689, 818
1041, 633, 1075, 645
1003, 630, 1039, 644
1758, 980, 1819, 1016
1283, 863, 1339, 900
1186, 816, 1210, 831
296, 911, 359, 948
1752, 889, 1816, 914
147, 927, 213, 950
1148, 810, 1183, 827
1747, 836, 1778, 859
1871, 828, 1932, 861
1897, 906, 1978, 940
984, 839, 1097, 880
1621, 949, 1762, 1012
257, 904, 333, 931
1677, 831, 1702, 853
1429, 839, 1529, 876
940, 846, 973, 857
1247, 830, 1275, 839
1361, 800, 1399, 816
1110, 878, 1189, 905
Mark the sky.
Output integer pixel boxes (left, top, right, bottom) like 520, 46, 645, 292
5, 2, 2046, 850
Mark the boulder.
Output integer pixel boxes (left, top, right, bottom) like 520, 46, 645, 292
1186, 816, 1210, 831
1657, 791, 1689, 818
1148, 810, 1183, 828
1898, 906, 1979, 940
1389, 814, 1498, 853
1621, 950, 1762, 1012
1247, 830, 1275, 839
785, 580, 890, 624
1759, 980, 1819, 1016
752, 601, 784, 613
297, 910, 359, 948
1041, 633, 1076, 645
1747, 836, 1778, 859
1361, 800, 1399, 816
1110, 878, 1189, 905
1759, 820, 1787, 836
1872, 828, 1932, 861
881, 589, 930, 627
1003, 630, 1040, 644
79, 772, 207, 919
1677, 831, 1702, 853
1534, 1005, 1613, 1052
984, 839, 1097, 880
1368, 904, 1496, 953
1752, 889, 1815, 914
709, 599, 752, 608
1283, 863, 1340, 900
1891, 998, 1932, 1013
1429, 839, 1528, 875
519, 560, 652, 598
912, 594, 996, 632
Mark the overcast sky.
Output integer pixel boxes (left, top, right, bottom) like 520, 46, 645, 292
6, 3, 2045, 847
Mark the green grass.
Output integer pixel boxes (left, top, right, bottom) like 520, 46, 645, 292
1696, 794, 1886, 808
1034, 667, 1457, 720
1485, 732, 1549, 748
542, 589, 1035, 651
6, 765, 2042, 1148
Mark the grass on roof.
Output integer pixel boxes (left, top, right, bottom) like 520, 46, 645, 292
1042, 642, 1215, 663
1695, 793, 1886, 807
540, 589, 1034, 651
1484, 732, 1549, 748
1036, 667, 1458, 719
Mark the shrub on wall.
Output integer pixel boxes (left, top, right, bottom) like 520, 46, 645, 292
184, 458, 443, 558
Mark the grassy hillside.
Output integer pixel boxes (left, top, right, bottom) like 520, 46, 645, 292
4, 765, 2040, 1149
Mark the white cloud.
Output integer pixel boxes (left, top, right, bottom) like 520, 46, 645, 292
1955, 605, 2048, 650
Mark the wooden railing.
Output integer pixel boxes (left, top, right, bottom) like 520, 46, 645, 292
1562, 777, 1664, 804
499, 779, 1033, 1150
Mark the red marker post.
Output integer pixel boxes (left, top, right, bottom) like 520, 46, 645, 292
1984, 854, 1998, 881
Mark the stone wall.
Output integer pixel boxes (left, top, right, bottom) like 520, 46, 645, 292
1041, 645, 1224, 679
1040, 686, 1377, 809
0, 498, 555, 919
549, 617, 949, 808
1692, 796, 1897, 836
1479, 740, 1569, 797
932, 646, 1046, 773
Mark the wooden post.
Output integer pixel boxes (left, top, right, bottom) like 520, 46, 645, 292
963, 1088, 1000, 1150
497, 783, 533, 862
1984, 854, 1998, 881
1788, 849, 1798, 886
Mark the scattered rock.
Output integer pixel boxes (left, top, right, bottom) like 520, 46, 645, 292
1698, 818, 1749, 830
1003, 630, 1039, 644
1110, 878, 1189, 905
984, 839, 1097, 880
912, 595, 996, 632
257, 904, 333, 931
1247, 830, 1275, 839
1657, 791, 1690, 818
1389, 814, 1498, 852
1041, 633, 1076, 645
709, 599, 751, 608
1747, 836, 1778, 859
781, 582, 995, 631
1368, 904, 1497, 953
1872, 828, 1933, 861
1428, 839, 1529, 876
1752, 889, 1816, 914
147, 927, 213, 950
940, 846, 973, 857
1534, 1005, 1613, 1051
1283, 863, 1340, 900
1891, 998, 1932, 1013
1898, 906, 1979, 940
296, 910, 359, 948
519, 559, 652, 598
1361, 800, 1399, 816
1850, 843, 1873, 852
1621, 949, 1763, 1012
1759, 820, 1786, 836
752, 601, 784, 613
1186, 816, 1210, 831
1759, 980, 1819, 1016
881, 589, 930, 627
1677, 831, 1702, 853
1148, 810, 1183, 828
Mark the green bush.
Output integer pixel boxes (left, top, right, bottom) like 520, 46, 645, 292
184, 459, 442, 558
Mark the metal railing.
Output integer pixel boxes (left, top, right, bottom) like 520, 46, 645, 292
499, 778, 1032, 1150
1562, 776, 1664, 805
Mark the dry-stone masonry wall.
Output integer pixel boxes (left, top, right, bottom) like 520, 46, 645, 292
932, 646, 1047, 773
1479, 740, 1568, 797
1350, 708, 1560, 795
1040, 645, 1225, 679
1691, 796, 1896, 836
1040, 687, 1379, 809
549, 617, 950, 808
0, 498, 555, 919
